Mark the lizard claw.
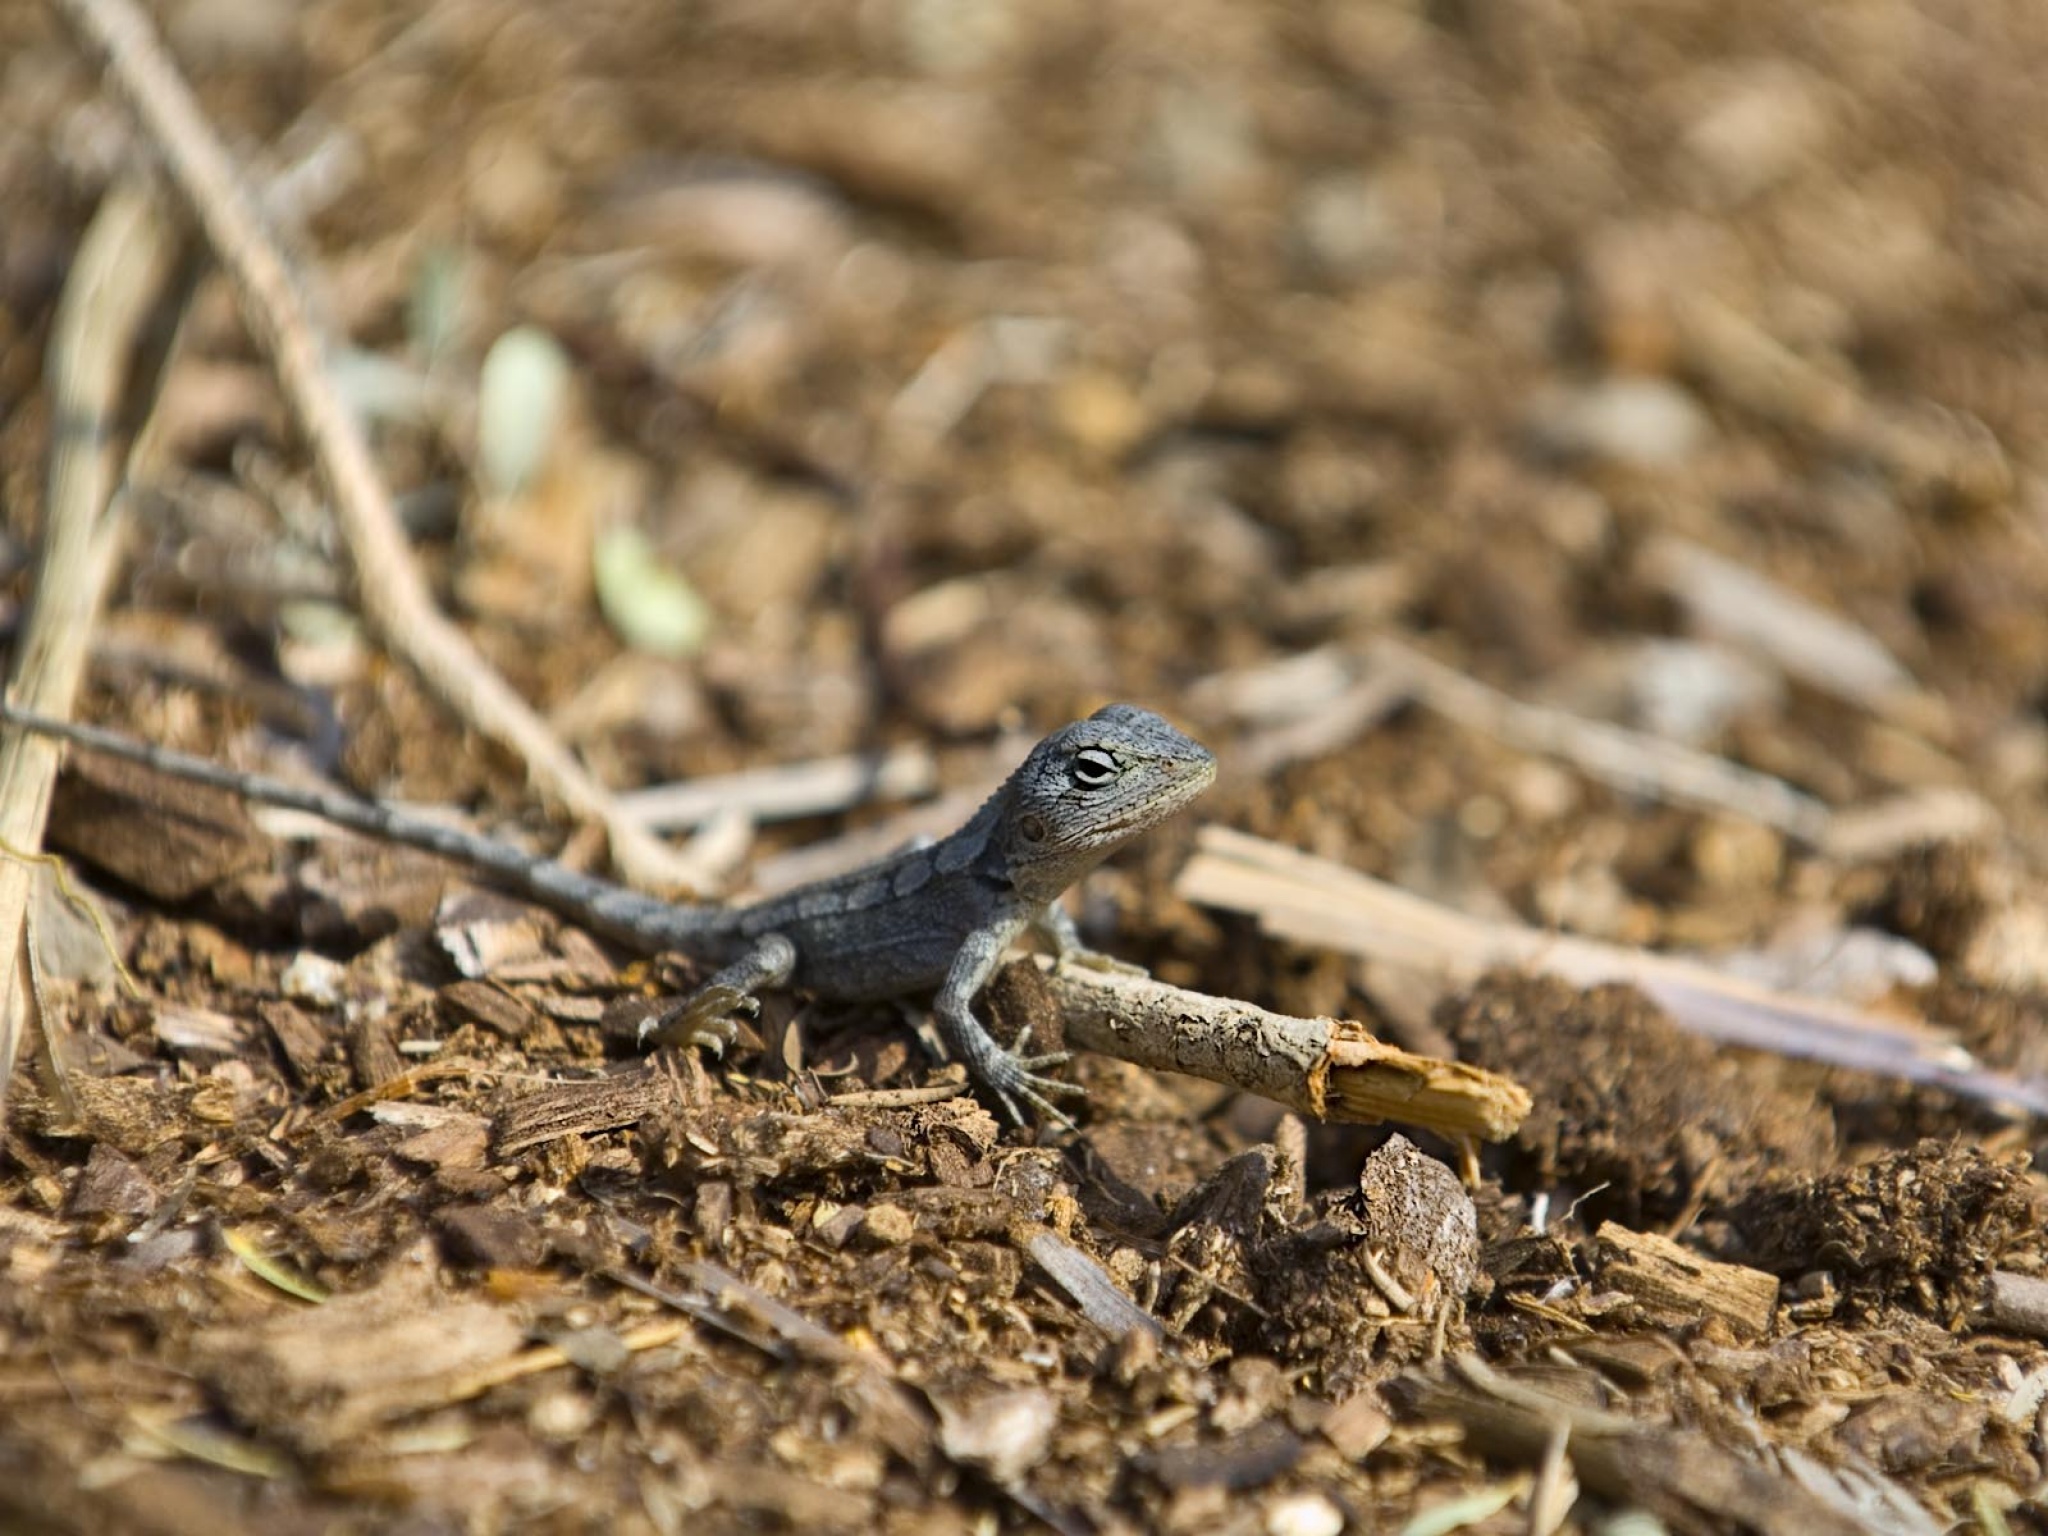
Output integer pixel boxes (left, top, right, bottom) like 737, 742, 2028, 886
1005, 1025, 1078, 1077
641, 935, 796, 1057
978, 1028, 1087, 1132
640, 984, 755, 1056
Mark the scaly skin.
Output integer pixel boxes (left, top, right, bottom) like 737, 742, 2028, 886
0, 703, 1217, 1125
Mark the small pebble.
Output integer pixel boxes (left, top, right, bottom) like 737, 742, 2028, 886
1530, 377, 1709, 470
282, 951, 346, 1008
528, 1389, 600, 1442
1266, 1491, 1345, 1536
861, 1203, 917, 1246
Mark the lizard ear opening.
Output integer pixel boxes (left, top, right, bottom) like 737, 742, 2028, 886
1016, 812, 1049, 844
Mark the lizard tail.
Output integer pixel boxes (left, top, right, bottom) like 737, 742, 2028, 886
0, 705, 708, 954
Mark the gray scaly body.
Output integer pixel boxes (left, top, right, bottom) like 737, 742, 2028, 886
0, 703, 1217, 1123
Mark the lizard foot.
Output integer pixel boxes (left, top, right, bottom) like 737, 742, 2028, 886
640, 984, 754, 1056
979, 1026, 1086, 1132
639, 935, 796, 1058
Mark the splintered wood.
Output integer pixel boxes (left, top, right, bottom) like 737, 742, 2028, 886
1592, 1223, 1780, 1340
1038, 958, 1530, 1141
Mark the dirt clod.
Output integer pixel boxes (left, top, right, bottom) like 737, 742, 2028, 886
1730, 1139, 2037, 1311
1437, 973, 1835, 1222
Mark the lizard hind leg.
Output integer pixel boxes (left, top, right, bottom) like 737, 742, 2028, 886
639, 934, 797, 1056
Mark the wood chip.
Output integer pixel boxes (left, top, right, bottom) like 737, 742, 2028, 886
47, 750, 273, 901
436, 978, 542, 1041
194, 1260, 527, 1453
260, 1000, 332, 1087
1592, 1223, 1780, 1340
491, 1062, 683, 1157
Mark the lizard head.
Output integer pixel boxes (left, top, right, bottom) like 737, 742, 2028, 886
999, 704, 1217, 903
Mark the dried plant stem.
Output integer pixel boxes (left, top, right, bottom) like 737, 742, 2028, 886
1981, 1271, 2048, 1341
1375, 637, 1834, 844
1038, 958, 1531, 1141
1394, 1355, 1890, 1536
620, 744, 937, 832
0, 180, 177, 1123
50, 0, 700, 894
1181, 825, 2048, 1117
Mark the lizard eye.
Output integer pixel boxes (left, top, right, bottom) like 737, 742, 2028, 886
1070, 748, 1119, 789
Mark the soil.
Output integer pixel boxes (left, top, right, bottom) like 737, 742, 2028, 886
6, 0, 2048, 1531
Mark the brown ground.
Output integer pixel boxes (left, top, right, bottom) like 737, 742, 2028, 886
6, 0, 2048, 1531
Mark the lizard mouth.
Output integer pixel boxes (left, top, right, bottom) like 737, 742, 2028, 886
1078, 753, 1218, 841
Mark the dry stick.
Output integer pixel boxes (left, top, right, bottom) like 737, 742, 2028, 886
1036, 957, 1531, 1141
1232, 663, 1414, 780
619, 743, 938, 833
1198, 638, 1993, 861
1675, 290, 2012, 512
1374, 636, 1836, 845
1392, 1355, 1891, 1536
1981, 1271, 2048, 1341
51, 0, 701, 895
747, 735, 1031, 895
1180, 825, 2048, 1117
1635, 534, 1936, 728
0, 181, 177, 1128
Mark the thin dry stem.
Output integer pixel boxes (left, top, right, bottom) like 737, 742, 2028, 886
620, 744, 938, 832
1037, 956, 1531, 1141
1376, 636, 1835, 844
51, 0, 703, 894
1180, 825, 2048, 1117
0, 180, 177, 1127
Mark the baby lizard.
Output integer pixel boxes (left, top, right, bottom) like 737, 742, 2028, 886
0, 703, 1217, 1125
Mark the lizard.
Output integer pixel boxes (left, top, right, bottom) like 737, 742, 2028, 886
0, 702, 1217, 1126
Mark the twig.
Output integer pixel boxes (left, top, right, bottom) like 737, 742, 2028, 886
1189, 644, 1416, 778
1187, 644, 1359, 726
1036, 957, 1531, 1141
1675, 291, 2011, 513
1196, 637, 1993, 861
1392, 1355, 1913, 1536
1238, 668, 1414, 779
1822, 786, 1996, 863
746, 735, 1029, 895
51, 0, 703, 895
1980, 1271, 2048, 1341
1375, 637, 1835, 844
0, 180, 177, 1127
1180, 826, 2048, 1117
1637, 535, 1943, 732
826, 1083, 966, 1109
619, 743, 937, 832
1020, 1226, 1165, 1341
433, 1319, 690, 1405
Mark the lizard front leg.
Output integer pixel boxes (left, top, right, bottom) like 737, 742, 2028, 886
640, 934, 798, 1054
1032, 902, 1147, 977
937, 912, 1085, 1128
